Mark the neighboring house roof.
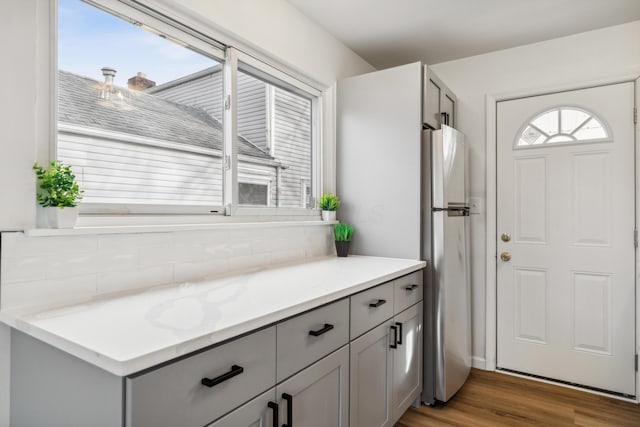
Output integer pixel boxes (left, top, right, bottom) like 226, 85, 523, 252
57, 70, 274, 160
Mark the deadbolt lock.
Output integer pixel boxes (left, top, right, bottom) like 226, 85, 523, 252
500, 252, 511, 262
501, 233, 511, 242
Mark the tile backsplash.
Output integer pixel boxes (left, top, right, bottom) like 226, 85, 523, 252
1, 224, 334, 312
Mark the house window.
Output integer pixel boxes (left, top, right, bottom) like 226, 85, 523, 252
516, 107, 610, 148
56, 0, 320, 217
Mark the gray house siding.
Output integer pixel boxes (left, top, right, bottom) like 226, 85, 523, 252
59, 132, 225, 206
152, 69, 312, 208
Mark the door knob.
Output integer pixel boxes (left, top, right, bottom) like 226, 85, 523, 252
501, 233, 511, 242
500, 252, 511, 262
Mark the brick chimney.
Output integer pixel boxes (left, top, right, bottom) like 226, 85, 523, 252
128, 72, 156, 91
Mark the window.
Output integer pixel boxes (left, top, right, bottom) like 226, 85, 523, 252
57, 0, 319, 217
516, 107, 610, 148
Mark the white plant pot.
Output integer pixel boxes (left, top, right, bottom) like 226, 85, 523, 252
321, 210, 336, 221
46, 206, 79, 229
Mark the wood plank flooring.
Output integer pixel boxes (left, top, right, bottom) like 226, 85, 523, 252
396, 369, 640, 426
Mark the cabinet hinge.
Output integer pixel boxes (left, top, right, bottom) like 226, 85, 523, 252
634, 107, 637, 124
635, 230, 638, 248
224, 94, 231, 111
635, 354, 638, 372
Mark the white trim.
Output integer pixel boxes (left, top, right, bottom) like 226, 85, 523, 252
486, 71, 640, 401
24, 219, 336, 237
635, 75, 640, 403
224, 48, 238, 216
472, 356, 487, 370
495, 370, 638, 404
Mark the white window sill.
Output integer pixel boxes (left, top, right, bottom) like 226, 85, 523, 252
24, 219, 338, 237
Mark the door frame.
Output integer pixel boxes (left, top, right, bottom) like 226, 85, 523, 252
484, 71, 640, 401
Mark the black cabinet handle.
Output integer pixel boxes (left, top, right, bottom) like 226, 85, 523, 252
404, 284, 419, 291
201, 364, 244, 388
268, 401, 278, 426
309, 323, 334, 337
396, 322, 403, 345
390, 325, 398, 349
282, 393, 293, 427
369, 299, 387, 308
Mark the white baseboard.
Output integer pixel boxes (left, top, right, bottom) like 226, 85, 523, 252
472, 356, 486, 370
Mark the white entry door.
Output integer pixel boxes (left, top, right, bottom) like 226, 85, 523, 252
496, 82, 636, 396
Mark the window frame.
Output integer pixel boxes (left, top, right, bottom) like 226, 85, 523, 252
55, 0, 323, 222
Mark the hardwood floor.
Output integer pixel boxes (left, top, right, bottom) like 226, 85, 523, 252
396, 369, 640, 426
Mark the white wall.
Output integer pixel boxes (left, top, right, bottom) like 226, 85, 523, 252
0, 1, 374, 425
431, 21, 640, 367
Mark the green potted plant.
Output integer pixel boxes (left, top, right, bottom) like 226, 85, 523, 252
319, 193, 340, 221
334, 223, 354, 257
33, 161, 83, 228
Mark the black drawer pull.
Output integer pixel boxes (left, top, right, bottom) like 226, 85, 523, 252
282, 392, 293, 427
369, 299, 387, 308
404, 284, 419, 291
201, 364, 244, 388
309, 323, 334, 336
390, 325, 398, 349
268, 401, 279, 426
396, 322, 403, 345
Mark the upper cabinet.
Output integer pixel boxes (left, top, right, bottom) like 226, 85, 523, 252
423, 66, 457, 130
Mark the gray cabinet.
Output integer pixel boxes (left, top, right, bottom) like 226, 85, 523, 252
349, 321, 394, 427
207, 388, 277, 427
391, 303, 423, 420
349, 272, 423, 427
276, 345, 350, 427
126, 326, 276, 427
423, 66, 457, 130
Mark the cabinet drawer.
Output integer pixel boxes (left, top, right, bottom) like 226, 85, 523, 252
277, 298, 349, 382
350, 281, 394, 339
126, 326, 276, 427
394, 271, 423, 314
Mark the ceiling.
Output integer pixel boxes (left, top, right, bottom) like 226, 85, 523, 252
287, 0, 640, 69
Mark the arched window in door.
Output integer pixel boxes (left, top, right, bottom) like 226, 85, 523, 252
515, 107, 610, 148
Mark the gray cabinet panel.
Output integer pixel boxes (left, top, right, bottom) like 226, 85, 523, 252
392, 303, 423, 421
126, 326, 276, 427
350, 281, 394, 339
10, 330, 123, 427
207, 388, 276, 427
349, 322, 393, 427
393, 271, 423, 314
277, 298, 349, 382
276, 345, 349, 427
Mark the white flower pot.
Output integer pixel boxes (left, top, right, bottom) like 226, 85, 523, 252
321, 210, 336, 221
46, 206, 79, 229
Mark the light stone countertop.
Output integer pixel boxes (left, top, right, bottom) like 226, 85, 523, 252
0, 255, 425, 376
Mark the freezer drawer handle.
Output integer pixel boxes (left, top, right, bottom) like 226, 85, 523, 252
268, 401, 279, 426
282, 393, 293, 427
396, 322, 403, 345
390, 325, 398, 349
369, 299, 387, 308
201, 364, 244, 388
309, 323, 334, 336
404, 284, 419, 291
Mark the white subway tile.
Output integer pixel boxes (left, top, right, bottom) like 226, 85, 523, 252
96, 265, 174, 296
173, 259, 229, 283
1, 256, 49, 283
227, 253, 271, 274
1, 232, 97, 259
97, 233, 171, 251
1, 275, 97, 311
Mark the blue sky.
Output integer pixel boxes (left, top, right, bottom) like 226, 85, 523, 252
58, 0, 218, 86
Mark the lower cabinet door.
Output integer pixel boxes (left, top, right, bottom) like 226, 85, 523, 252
276, 345, 349, 427
391, 302, 423, 421
349, 321, 394, 427
207, 388, 277, 427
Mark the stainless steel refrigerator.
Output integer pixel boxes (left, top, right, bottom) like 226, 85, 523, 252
336, 62, 471, 406
423, 125, 472, 404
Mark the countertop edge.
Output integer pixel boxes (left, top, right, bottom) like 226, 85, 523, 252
1, 258, 426, 376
